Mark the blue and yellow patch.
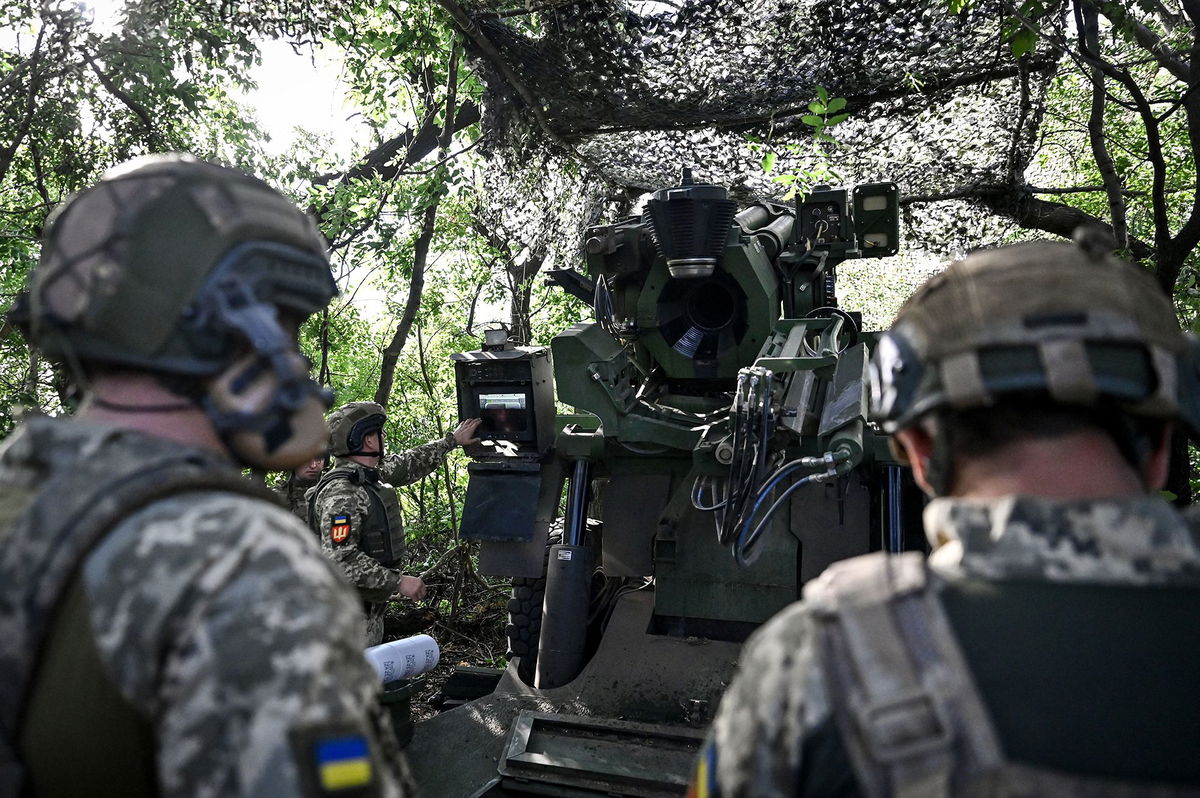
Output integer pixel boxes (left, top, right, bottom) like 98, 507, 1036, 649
314, 735, 373, 791
330, 515, 351, 544
687, 739, 720, 798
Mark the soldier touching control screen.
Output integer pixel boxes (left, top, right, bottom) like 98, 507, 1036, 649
310, 401, 480, 645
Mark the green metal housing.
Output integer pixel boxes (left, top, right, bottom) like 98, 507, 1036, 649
411, 176, 919, 797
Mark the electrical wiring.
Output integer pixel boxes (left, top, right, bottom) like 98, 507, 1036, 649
717, 367, 779, 546
731, 451, 848, 567
691, 473, 727, 511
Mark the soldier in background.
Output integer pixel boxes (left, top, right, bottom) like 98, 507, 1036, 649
274, 452, 326, 524
691, 231, 1200, 797
0, 155, 405, 797
309, 402, 480, 645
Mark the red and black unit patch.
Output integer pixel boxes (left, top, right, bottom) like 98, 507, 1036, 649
330, 515, 351, 544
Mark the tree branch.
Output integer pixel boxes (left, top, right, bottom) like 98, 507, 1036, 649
0, 27, 45, 186
1165, 0, 1200, 281
905, 181, 1156, 262
1090, 0, 1190, 82
1078, 2, 1128, 249
374, 46, 461, 408
83, 53, 158, 145
315, 100, 480, 188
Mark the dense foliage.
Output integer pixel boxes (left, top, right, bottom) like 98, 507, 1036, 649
3, 0, 1200, 585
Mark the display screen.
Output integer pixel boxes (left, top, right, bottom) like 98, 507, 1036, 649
477, 392, 529, 435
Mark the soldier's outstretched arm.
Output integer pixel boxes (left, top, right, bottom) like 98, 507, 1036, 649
379, 419, 479, 486
312, 477, 404, 601
85, 495, 406, 797
378, 435, 455, 486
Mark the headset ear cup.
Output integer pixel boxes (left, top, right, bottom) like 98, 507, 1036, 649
206, 351, 331, 470
227, 394, 328, 470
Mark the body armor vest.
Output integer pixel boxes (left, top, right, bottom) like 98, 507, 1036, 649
310, 463, 405, 567
805, 552, 1200, 797
0, 421, 274, 797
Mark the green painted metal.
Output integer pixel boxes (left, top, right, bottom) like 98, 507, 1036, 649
422, 178, 912, 798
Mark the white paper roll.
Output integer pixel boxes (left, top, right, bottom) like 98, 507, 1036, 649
364, 634, 440, 684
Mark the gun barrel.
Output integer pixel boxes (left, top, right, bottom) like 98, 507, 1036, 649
735, 203, 796, 260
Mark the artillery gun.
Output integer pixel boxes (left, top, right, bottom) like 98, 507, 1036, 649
406, 172, 923, 796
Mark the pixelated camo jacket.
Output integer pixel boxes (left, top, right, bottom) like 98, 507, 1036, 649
0, 415, 404, 797
704, 495, 1200, 798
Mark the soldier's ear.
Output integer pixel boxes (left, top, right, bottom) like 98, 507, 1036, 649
894, 426, 936, 497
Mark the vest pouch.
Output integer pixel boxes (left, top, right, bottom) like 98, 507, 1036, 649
359, 482, 405, 567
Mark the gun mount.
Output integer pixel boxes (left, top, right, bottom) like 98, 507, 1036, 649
410, 173, 923, 797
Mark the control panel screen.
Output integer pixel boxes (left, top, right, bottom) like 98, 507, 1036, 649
477, 392, 529, 435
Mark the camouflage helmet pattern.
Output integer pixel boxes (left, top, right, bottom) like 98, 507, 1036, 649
328, 401, 387, 457
22, 153, 335, 375
869, 228, 1200, 437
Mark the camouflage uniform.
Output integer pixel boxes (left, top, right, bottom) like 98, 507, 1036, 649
1, 155, 408, 797
274, 472, 316, 525
692, 233, 1200, 797
694, 495, 1200, 797
0, 415, 406, 797
311, 436, 455, 645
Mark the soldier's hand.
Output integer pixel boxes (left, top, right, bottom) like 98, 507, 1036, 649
395, 575, 427, 601
452, 418, 482, 447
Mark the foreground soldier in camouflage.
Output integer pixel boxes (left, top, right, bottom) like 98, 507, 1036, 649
310, 402, 480, 645
274, 452, 327, 524
0, 155, 405, 797
691, 230, 1200, 797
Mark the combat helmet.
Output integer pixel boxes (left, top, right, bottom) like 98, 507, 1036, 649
328, 401, 387, 458
13, 153, 339, 469
869, 228, 1200, 439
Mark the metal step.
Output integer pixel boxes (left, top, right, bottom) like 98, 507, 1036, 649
497, 711, 704, 797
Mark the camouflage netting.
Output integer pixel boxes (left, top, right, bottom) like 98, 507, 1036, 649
451, 0, 1062, 277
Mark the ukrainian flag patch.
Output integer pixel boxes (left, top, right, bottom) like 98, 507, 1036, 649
315, 734, 373, 790
687, 739, 720, 798
330, 515, 351, 544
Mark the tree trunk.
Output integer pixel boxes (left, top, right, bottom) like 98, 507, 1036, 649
372, 46, 461, 408
509, 276, 533, 344
374, 200, 435, 407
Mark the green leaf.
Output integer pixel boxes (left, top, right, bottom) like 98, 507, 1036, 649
826, 97, 847, 113
825, 113, 849, 126
802, 114, 825, 128
1010, 28, 1036, 57
816, 85, 829, 103
809, 101, 826, 114
761, 151, 776, 172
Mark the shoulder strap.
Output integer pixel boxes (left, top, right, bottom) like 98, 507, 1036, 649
307, 467, 362, 535
0, 432, 274, 794
806, 554, 1200, 798
803, 551, 1004, 798
307, 467, 390, 540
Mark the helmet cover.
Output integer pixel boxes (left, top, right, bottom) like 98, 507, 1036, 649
869, 227, 1200, 438
327, 401, 387, 458
16, 153, 340, 469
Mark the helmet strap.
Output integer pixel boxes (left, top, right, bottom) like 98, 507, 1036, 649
92, 396, 195, 414
193, 254, 333, 467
